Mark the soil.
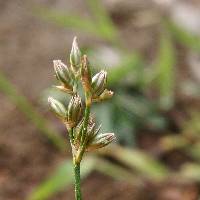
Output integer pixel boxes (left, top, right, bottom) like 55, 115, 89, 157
0, 0, 200, 200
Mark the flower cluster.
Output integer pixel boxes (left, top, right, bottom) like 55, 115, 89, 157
48, 37, 115, 163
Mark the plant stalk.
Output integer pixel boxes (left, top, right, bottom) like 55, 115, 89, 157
74, 162, 82, 200
76, 92, 91, 163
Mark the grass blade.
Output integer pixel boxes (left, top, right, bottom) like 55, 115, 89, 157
108, 53, 143, 86
94, 158, 139, 183
0, 71, 65, 151
86, 0, 119, 43
101, 145, 170, 180
166, 20, 200, 52
155, 32, 175, 110
29, 157, 95, 200
33, 6, 100, 36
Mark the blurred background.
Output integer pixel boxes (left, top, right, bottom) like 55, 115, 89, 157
0, 0, 200, 199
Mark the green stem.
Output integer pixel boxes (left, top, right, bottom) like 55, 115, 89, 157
74, 162, 82, 200
73, 91, 91, 199
77, 96, 91, 163
81, 105, 90, 143
69, 127, 74, 142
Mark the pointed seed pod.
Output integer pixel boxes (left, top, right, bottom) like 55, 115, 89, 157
48, 97, 67, 120
87, 124, 102, 143
67, 95, 82, 128
91, 70, 107, 96
87, 133, 115, 151
73, 119, 84, 146
54, 85, 73, 94
53, 60, 73, 92
81, 55, 91, 92
99, 89, 114, 101
70, 37, 81, 74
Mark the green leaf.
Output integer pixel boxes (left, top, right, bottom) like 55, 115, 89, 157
29, 157, 95, 200
155, 32, 175, 110
0, 71, 65, 151
103, 146, 170, 180
33, 4, 118, 43
33, 7, 100, 37
108, 53, 143, 86
94, 158, 137, 183
166, 20, 200, 52
86, 0, 119, 43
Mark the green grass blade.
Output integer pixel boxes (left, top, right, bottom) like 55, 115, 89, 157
0, 71, 65, 151
166, 20, 200, 52
33, 6, 100, 36
94, 158, 138, 183
155, 33, 175, 110
102, 146, 170, 180
29, 157, 95, 200
108, 53, 143, 86
86, 0, 119, 43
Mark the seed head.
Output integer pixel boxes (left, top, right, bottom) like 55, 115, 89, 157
81, 55, 92, 92
53, 60, 73, 92
87, 132, 115, 151
70, 37, 81, 74
48, 97, 67, 120
67, 95, 83, 128
91, 70, 107, 96
93, 89, 114, 102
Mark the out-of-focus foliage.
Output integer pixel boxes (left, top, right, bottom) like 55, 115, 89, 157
33, 0, 119, 44
154, 32, 175, 110
166, 19, 200, 52
29, 157, 95, 200
29, 145, 200, 199
0, 71, 65, 151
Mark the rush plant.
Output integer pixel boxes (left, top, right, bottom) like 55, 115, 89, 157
48, 37, 115, 200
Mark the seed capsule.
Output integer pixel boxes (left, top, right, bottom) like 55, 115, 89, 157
67, 95, 83, 128
48, 97, 67, 119
91, 70, 107, 96
87, 132, 115, 151
81, 55, 91, 92
70, 37, 81, 74
93, 89, 114, 102
54, 85, 73, 94
86, 117, 101, 141
100, 89, 114, 100
53, 60, 73, 91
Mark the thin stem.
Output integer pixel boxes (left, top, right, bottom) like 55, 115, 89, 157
81, 105, 90, 144
68, 127, 74, 142
72, 91, 91, 200
73, 162, 82, 200
76, 92, 91, 163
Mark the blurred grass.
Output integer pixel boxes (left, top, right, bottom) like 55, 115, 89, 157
29, 157, 95, 200
0, 71, 65, 151
107, 53, 143, 86
86, 0, 119, 44
166, 19, 200, 52
29, 145, 170, 200
29, 145, 200, 200
102, 145, 170, 181
33, 0, 119, 45
154, 32, 175, 110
